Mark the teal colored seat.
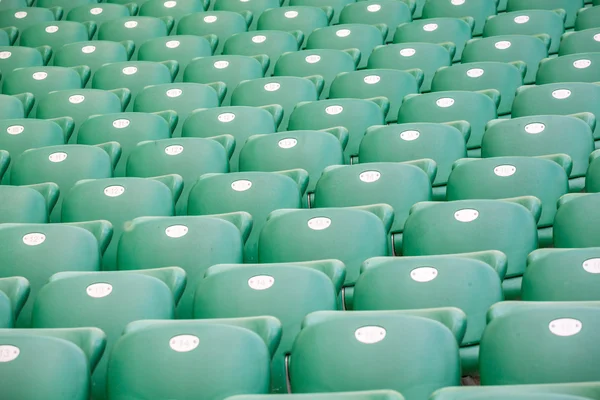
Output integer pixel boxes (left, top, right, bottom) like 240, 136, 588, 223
194, 260, 345, 393
0, 46, 51, 85
32, 267, 185, 400
587, 150, 600, 192
213, 0, 280, 30
575, 6, 600, 31
97, 16, 174, 59
0, 93, 34, 119
0, 328, 106, 400
61, 176, 182, 271
537, 53, 600, 84
139, 0, 207, 23
421, 0, 497, 36
553, 193, 600, 248
0, 8, 58, 42
559, 28, 600, 56
107, 317, 282, 400
117, 213, 250, 318
0, 27, 16, 46
431, 382, 600, 400
0, 277, 30, 328
0, 150, 9, 183
177, 11, 251, 55
339, 0, 412, 43
227, 391, 406, 400
0, 221, 112, 327
67, 3, 135, 28
506, 0, 583, 29
36, 0, 99, 16
19, 21, 96, 57
0, 183, 59, 224
257, 6, 333, 48
289, 0, 354, 24
188, 170, 308, 263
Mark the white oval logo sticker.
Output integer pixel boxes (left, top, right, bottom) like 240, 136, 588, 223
218, 112, 235, 122
423, 23, 438, 32
595, 34, 600, 43
494, 164, 516, 177
0, 51, 11, 59
400, 48, 416, 57
248, 275, 274, 290
367, 4, 381, 12
514, 15, 529, 24
6, 125, 24, 135
284, 10, 298, 18
170, 335, 199, 352
166, 88, 182, 98
467, 68, 484, 78
14, 11, 27, 19
411, 266, 438, 283
359, 170, 381, 183
69, 95, 85, 104
400, 130, 420, 141
451, 0, 465, 4
573, 59, 591, 69
264, 82, 280, 91
32, 72, 47, 80
552, 89, 571, 99
278, 138, 297, 149
81, 45, 96, 53
436, 97, 454, 108
87, 283, 113, 298
90, 7, 103, 15
0, 345, 19, 363
204, 15, 217, 23
165, 224, 188, 238
495, 41, 512, 50
336, 29, 351, 37
305, 54, 321, 63
583, 258, 600, 274
45, 25, 58, 33
113, 119, 130, 129
164, 0, 177, 7
22, 233, 46, 246
455, 209, 479, 222
166, 40, 180, 49
549, 318, 582, 337
48, 152, 67, 163
124, 20, 138, 28
252, 35, 267, 43
363, 75, 380, 84
104, 185, 125, 197
308, 217, 331, 230
325, 105, 343, 115
122, 66, 137, 75
231, 179, 252, 191
165, 144, 184, 155
525, 123, 545, 134
355, 326, 386, 344
214, 60, 229, 69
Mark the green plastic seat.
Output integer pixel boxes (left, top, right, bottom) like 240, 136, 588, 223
447, 156, 571, 248
0, 46, 51, 85
118, 213, 250, 318
586, 150, 600, 192
480, 301, 600, 385
431, 61, 525, 116
402, 197, 541, 300
188, 170, 308, 263
77, 111, 176, 177
11, 143, 120, 223
367, 42, 455, 92
257, 6, 333, 48
274, 49, 359, 100
339, 0, 412, 43
0, 327, 106, 400
290, 0, 353, 24
108, 0, 151, 5
306, 24, 387, 69
194, 260, 345, 393
553, 193, 600, 248
559, 28, 600, 56
0, 8, 58, 40
126, 137, 232, 214
231, 76, 323, 132
3, 66, 90, 117
354, 251, 506, 375
575, 6, 600, 31
177, 11, 251, 55
288, 98, 388, 163
0, 183, 59, 224
97, 16, 174, 59
330, 69, 422, 123
61, 176, 183, 271
482, 114, 596, 193
0, 221, 112, 327
36, 0, 98, 15
289, 309, 465, 400
0, 277, 30, 328
214, 0, 280, 29
421, 0, 497, 36
32, 267, 185, 400
0, 150, 9, 182
397, 90, 499, 157
107, 317, 282, 400
92, 61, 178, 111
431, 382, 600, 400
227, 391, 406, 400
139, 0, 206, 23
182, 105, 282, 172
19, 21, 96, 56
359, 122, 470, 201
66, 3, 136, 29
393, 17, 474, 62
537, 53, 600, 84
0, 93, 34, 119
506, 0, 582, 29
0, 27, 16, 47
133, 82, 224, 136
483, 10, 566, 54
461, 34, 550, 84
511, 83, 600, 146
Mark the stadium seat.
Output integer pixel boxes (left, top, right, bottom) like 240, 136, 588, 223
0, 46, 51, 83
107, 317, 282, 399
213, 0, 280, 30
176, 11, 251, 55
230, 76, 323, 131
67, 3, 136, 29
354, 251, 506, 375
554, 193, 600, 248
287, 98, 388, 163
32, 267, 185, 400
506, 0, 583, 29
0, 221, 112, 327
483, 10, 566, 54
188, 170, 308, 263
289, 0, 352, 24
329, 69, 422, 123
126, 137, 233, 214
480, 301, 600, 385
461, 34, 550, 84
194, 260, 345, 393
586, 150, 600, 192
559, 28, 600, 56
0, 93, 34, 119
181, 105, 282, 172
367, 42, 455, 93
397, 90, 499, 157
0, 276, 30, 328
19, 21, 95, 54
537, 53, 600, 84
0, 150, 8, 181
274, 49, 360, 100
431, 61, 525, 116
139, 0, 207, 22
431, 382, 600, 400
97, 16, 174, 58
574, 6, 600, 31
288, 309, 464, 400
0, 8, 58, 41
77, 111, 176, 177
0, 327, 106, 400
358, 121, 471, 201
393, 17, 474, 62
117, 213, 250, 318
183, 55, 268, 107
0, 183, 59, 224
61, 175, 183, 271
446, 156, 571, 248
0, 27, 16, 46
257, 6, 333, 48
227, 391, 406, 400
421, 0, 497, 36
107, 0, 151, 5
339, 0, 412, 43
483, 114, 596, 193
522, 248, 600, 301
36, 0, 99, 15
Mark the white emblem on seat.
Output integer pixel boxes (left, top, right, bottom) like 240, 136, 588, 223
308, 217, 331, 230
525, 123, 545, 134
104, 185, 125, 197
336, 29, 351, 37
22, 233, 45, 246
494, 165, 516, 177
400, 48, 416, 57
359, 170, 381, 183
218, 112, 235, 122
122, 66, 138, 75
252, 35, 267, 43
166, 88, 182, 97
423, 23, 438, 31
549, 318, 582, 337
411, 267, 438, 282
32, 72, 47, 80
0, 346, 19, 363
454, 209, 478, 222
363, 75, 380, 84
113, 119, 130, 129
82, 45, 96, 53
87, 283, 112, 298
494, 41, 511, 50
45, 25, 58, 33
595, 34, 600, 43
165, 145, 184, 155
90, 7, 103, 15
166, 40, 180, 48
285, 10, 298, 18
231, 180, 252, 191
14, 11, 27, 19
248, 275, 274, 290
170, 335, 199, 352
48, 152, 68, 163
466, 68, 484, 78
325, 105, 343, 115
124, 20, 138, 28
355, 326, 386, 344
305, 55, 321, 63
514, 15, 529, 24
214, 60, 229, 69
204, 15, 217, 23
69, 95, 85, 104
451, 0, 465, 5
367, 4, 381, 12
573, 59, 591, 69
278, 138, 297, 148
436, 97, 454, 108
165, 225, 188, 238
164, 0, 177, 7
264, 82, 280, 91
6, 125, 24, 135
552, 89, 571, 99
0, 51, 11, 59
400, 130, 420, 141
583, 258, 600, 274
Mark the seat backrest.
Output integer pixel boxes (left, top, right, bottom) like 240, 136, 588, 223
0, 277, 30, 328
553, 193, 600, 248
537, 53, 600, 84
431, 382, 600, 400
506, 0, 583, 28
226, 391, 406, 400
0, 183, 59, 224
421, 0, 497, 36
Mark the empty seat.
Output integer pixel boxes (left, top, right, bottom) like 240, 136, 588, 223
0, 93, 34, 119
575, 6, 600, 31
431, 382, 600, 400
36, 0, 99, 15
421, 0, 497, 36
559, 28, 600, 56
289, 0, 353, 24
0, 327, 106, 400
67, 3, 135, 27
0, 221, 112, 327
0, 8, 58, 40
227, 391, 406, 400
0, 27, 16, 46
32, 267, 185, 400
177, 11, 251, 55
506, 0, 583, 29
289, 309, 464, 400
0, 150, 8, 182
431, 61, 525, 116
0, 46, 51, 83
554, 193, 600, 248
587, 150, 600, 192
98, 16, 174, 58
61, 176, 183, 271
213, 0, 280, 30
257, 6, 332, 48
536, 53, 600, 84
19, 21, 95, 56
194, 260, 345, 393
0, 183, 59, 224
0, 277, 30, 328
367, 42, 455, 92
339, 0, 412, 43
107, 317, 282, 399
139, 0, 206, 22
